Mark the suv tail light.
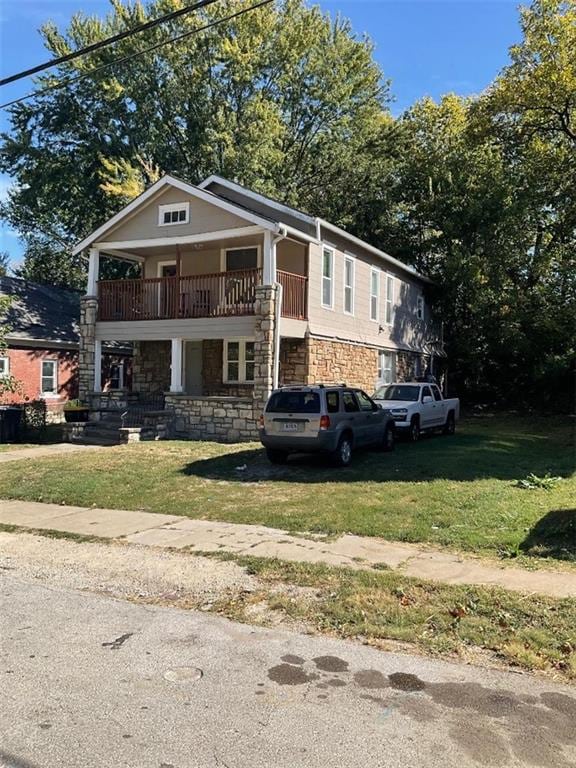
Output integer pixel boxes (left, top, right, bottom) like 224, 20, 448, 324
258, 414, 264, 429
319, 415, 330, 430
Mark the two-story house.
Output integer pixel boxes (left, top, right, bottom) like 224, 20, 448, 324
75, 174, 443, 442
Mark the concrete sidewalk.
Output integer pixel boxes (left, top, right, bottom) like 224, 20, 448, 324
0, 443, 104, 463
1, 498, 574, 598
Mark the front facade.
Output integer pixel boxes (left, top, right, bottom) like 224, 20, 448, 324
76, 175, 443, 441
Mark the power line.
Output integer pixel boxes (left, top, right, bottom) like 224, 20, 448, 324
0, 0, 223, 87
0, 0, 274, 110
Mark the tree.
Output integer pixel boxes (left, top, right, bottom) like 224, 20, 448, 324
490, 0, 576, 144
0, 252, 10, 276
0, 296, 22, 398
1, 0, 388, 286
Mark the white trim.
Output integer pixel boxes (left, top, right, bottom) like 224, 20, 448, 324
93, 339, 102, 392
100, 249, 146, 263
223, 338, 255, 384
416, 295, 425, 321
199, 175, 316, 227
94, 225, 265, 253
219, 244, 262, 273
370, 266, 381, 322
343, 254, 355, 316
73, 175, 281, 255
170, 338, 184, 393
321, 245, 335, 310
157, 260, 177, 278
377, 350, 396, 388
86, 247, 99, 296
385, 272, 395, 326
158, 201, 190, 227
319, 219, 433, 285
0, 355, 9, 378
40, 358, 58, 397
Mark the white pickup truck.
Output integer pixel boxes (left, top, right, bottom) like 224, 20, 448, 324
372, 382, 460, 442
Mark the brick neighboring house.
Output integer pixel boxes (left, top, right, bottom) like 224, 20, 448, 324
0, 277, 131, 420
74, 175, 445, 442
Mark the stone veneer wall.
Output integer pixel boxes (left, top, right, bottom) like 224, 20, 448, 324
202, 339, 253, 397
78, 296, 98, 401
132, 340, 171, 393
165, 395, 258, 442
396, 350, 429, 381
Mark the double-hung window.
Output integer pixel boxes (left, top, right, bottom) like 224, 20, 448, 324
41, 360, 57, 396
224, 340, 255, 383
377, 351, 395, 386
370, 267, 380, 322
416, 295, 425, 321
321, 247, 334, 308
109, 363, 124, 390
0, 356, 9, 378
343, 255, 355, 315
385, 274, 394, 325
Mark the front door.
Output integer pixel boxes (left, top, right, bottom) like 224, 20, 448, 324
184, 341, 203, 395
159, 263, 177, 317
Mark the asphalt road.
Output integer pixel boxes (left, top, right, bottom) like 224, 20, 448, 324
1, 575, 575, 768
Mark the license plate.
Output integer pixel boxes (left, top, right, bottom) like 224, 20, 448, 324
282, 422, 301, 432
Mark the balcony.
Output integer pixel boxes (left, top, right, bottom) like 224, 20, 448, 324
97, 268, 307, 322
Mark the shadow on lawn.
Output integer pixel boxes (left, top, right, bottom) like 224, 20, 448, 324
520, 509, 576, 562
180, 427, 574, 484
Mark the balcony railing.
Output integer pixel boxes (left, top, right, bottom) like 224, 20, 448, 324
97, 268, 308, 322
277, 270, 307, 320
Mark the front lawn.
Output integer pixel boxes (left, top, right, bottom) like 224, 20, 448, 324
0, 416, 573, 562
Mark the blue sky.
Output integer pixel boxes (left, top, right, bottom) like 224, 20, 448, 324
0, 0, 522, 265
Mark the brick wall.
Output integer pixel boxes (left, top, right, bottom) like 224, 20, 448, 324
132, 340, 171, 393
1, 346, 78, 416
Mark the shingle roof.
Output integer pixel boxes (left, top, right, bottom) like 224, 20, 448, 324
0, 276, 80, 346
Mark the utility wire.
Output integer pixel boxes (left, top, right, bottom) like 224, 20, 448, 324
0, 0, 222, 87
0, 0, 274, 110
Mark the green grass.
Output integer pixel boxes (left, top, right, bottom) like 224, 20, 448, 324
208, 555, 576, 680
0, 416, 573, 563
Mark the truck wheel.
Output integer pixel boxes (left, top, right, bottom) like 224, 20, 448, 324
409, 417, 420, 443
266, 448, 288, 465
443, 412, 456, 436
381, 423, 395, 452
332, 434, 353, 467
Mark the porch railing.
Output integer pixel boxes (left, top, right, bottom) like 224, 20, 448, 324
277, 270, 308, 320
98, 268, 309, 322
98, 268, 263, 321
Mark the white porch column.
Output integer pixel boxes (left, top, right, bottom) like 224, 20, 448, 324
93, 339, 102, 393
262, 231, 276, 285
170, 338, 184, 393
87, 247, 100, 296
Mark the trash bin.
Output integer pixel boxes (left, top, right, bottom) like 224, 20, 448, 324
0, 406, 23, 443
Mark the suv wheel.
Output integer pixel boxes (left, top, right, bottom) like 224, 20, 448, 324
266, 449, 288, 465
409, 417, 420, 443
382, 423, 395, 452
332, 435, 353, 467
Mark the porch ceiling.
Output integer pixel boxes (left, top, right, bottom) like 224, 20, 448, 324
99, 232, 266, 261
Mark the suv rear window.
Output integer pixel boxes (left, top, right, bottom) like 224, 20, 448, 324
266, 391, 321, 413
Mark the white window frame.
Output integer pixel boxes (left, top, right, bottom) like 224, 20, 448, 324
108, 362, 124, 390
223, 339, 255, 384
377, 351, 396, 386
0, 356, 9, 378
370, 266, 380, 322
158, 202, 190, 227
40, 358, 58, 398
321, 245, 334, 310
219, 245, 262, 273
343, 254, 355, 316
416, 295, 425, 321
385, 273, 395, 326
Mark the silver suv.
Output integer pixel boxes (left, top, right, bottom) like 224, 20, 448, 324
259, 385, 395, 466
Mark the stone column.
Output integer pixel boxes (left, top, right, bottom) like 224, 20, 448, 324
79, 296, 98, 401
253, 284, 278, 411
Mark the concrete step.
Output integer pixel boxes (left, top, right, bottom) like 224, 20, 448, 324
70, 435, 121, 447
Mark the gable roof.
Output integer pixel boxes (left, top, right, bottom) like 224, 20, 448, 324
0, 276, 81, 347
72, 174, 281, 255
199, 175, 432, 284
